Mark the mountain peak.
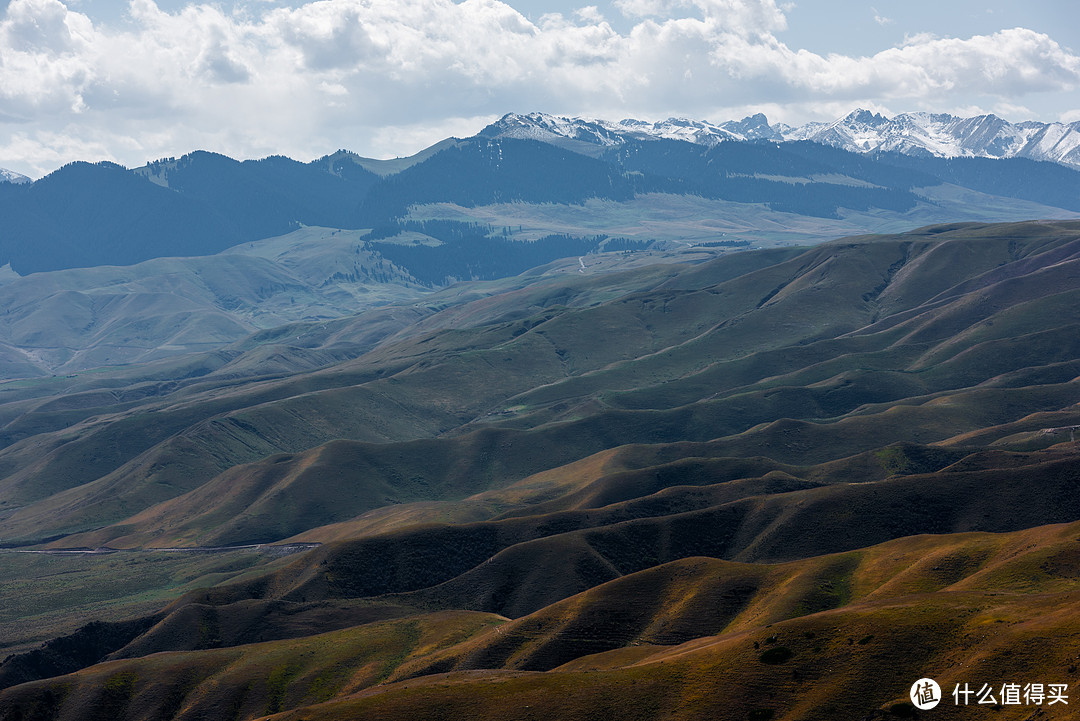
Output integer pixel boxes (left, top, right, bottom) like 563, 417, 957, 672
842, 108, 887, 125
478, 109, 1080, 170
481, 112, 773, 147
0, 167, 31, 184
719, 113, 781, 141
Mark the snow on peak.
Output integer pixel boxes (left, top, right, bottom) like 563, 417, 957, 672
783, 110, 1080, 168
0, 167, 31, 184
481, 112, 782, 147
479, 111, 1080, 169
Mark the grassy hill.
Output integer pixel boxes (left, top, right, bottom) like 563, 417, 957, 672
2, 221, 1080, 719
0, 227, 429, 377
8, 522, 1080, 719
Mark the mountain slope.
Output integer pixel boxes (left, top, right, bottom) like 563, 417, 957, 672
789, 109, 1080, 168
2, 111, 1079, 280
0, 227, 424, 376
2, 221, 1079, 549
8, 521, 1080, 720
0, 167, 30, 184
2, 221, 1080, 721
0, 155, 378, 275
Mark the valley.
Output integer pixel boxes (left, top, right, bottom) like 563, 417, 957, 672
2, 0, 1078, 706
1, 217, 1079, 719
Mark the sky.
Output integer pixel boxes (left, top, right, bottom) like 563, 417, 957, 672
0, 0, 1078, 178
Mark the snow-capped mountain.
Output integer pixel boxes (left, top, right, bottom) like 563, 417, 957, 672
788, 110, 1080, 168
478, 112, 783, 149
0, 167, 30, 184
481, 111, 1080, 169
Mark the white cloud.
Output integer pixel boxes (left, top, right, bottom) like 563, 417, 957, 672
991, 101, 1033, 121
573, 5, 605, 23
1060, 109, 1080, 124
368, 113, 502, 157
614, 0, 786, 33
760, 28, 1080, 102
872, 8, 893, 26
0, 0, 1078, 177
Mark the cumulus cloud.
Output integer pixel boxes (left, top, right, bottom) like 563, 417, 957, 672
1, 0, 1078, 177
614, 0, 787, 34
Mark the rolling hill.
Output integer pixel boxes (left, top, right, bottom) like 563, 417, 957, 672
2, 220, 1080, 719
0, 226, 425, 377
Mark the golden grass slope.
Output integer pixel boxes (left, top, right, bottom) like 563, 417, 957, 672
0, 611, 504, 721
9, 522, 1080, 720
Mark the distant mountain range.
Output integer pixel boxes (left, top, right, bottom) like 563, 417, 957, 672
0, 103, 1077, 365
2, 108, 1077, 189
0, 126, 1077, 277
0, 168, 29, 184
485, 109, 1080, 169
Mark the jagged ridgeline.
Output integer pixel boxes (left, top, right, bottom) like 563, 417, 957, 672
363, 219, 614, 284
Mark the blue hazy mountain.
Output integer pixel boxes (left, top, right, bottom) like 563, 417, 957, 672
1, 121, 1079, 276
